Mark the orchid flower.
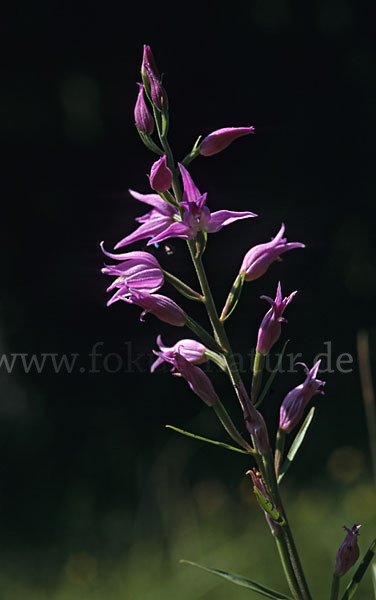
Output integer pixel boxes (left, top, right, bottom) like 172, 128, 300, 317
279, 361, 325, 433
240, 223, 305, 282
256, 282, 297, 356
101, 244, 164, 297
148, 164, 257, 245
154, 350, 219, 406
151, 335, 209, 372
114, 190, 178, 249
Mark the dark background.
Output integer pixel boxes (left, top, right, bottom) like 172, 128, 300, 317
1, 0, 376, 596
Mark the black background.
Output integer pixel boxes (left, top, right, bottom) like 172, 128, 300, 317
2, 0, 376, 582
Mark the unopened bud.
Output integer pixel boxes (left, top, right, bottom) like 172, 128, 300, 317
150, 155, 173, 192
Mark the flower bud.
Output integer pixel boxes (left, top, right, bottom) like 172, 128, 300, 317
199, 127, 255, 157
145, 64, 168, 112
141, 45, 160, 88
279, 361, 325, 433
334, 525, 361, 577
256, 282, 297, 356
134, 83, 154, 135
150, 156, 173, 193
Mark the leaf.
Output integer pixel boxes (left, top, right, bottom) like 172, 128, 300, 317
165, 425, 251, 455
181, 560, 293, 599
253, 486, 285, 525
163, 270, 203, 302
341, 537, 376, 599
278, 407, 315, 483
219, 271, 245, 322
255, 341, 289, 408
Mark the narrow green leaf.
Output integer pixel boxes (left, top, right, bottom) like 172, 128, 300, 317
181, 560, 293, 600
166, 425, 252, 455
341, 537, 376, 600
253, 486, 286, 525
185, 316, 224, 353
219, 272, 246, 322
163, 270, 203, 302
278, 407, 315, 483
255, 341, 289, 408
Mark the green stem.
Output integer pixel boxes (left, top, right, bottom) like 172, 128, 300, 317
274, 530, 302, 600
275, 428, 286, 479
262, 453, 311, 600
330, 574, 340, 600
251, 351, 265, 404
152, 106, 182, 203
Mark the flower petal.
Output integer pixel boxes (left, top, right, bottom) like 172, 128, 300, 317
147, 221, 194, 245
206, 210, 257, 233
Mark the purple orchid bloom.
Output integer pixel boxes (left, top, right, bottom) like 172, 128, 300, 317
100, 244, 164, 298
151, 335, 208, 372
240, 224, 305, 282
126, 291, 186, 326
155, 350, 219, 406
150, 155, 173, 193
334, 524, 361, 577
279, 361, 325, 433
148, 164, 257, 245
106, 287, 186, 326
199, 126, 255, 157
134, 83, 154, 135
114, 190, 178, 249
256, 282, 297, 356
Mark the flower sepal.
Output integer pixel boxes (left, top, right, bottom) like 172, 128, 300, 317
181, 135, 202, 167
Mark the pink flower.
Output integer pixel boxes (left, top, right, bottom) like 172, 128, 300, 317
155, 350, 219, 406
151, 335, 208, 372
148, 164, 257, 245
240, 224, 305, 282
107, 288, 186, 326
150, 156, 173, 193
199, 126, 255, 156
100, 245, 164, 298
114, 190, 178, 249
256, 282, 297, 356
279, 361, 325, 433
